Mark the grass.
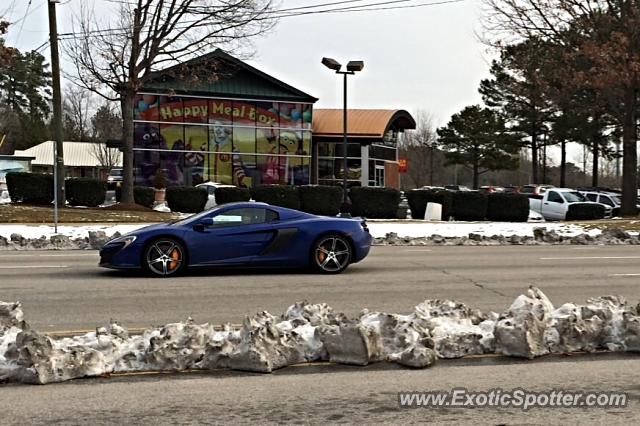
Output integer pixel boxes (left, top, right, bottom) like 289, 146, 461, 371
0, 203, 182, 223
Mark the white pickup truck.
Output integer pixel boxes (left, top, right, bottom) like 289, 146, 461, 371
529, 188, 610, 220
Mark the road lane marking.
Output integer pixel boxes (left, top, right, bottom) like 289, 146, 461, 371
610, 273, 640, 277
0, 253, 97, 258
0, 265, 68, 269
540, 256, 640, 260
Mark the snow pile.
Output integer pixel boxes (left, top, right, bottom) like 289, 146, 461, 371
0, 191, 10, 204
1, 289, 640, 384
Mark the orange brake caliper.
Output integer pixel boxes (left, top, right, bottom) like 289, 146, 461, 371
318, 249, 326, 263
168, 249, 180, 270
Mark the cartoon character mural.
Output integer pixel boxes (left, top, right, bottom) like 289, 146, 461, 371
209, 122, 250, 187
258, 130, 309, 185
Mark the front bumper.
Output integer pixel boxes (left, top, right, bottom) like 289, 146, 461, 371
99, 242, 141, 269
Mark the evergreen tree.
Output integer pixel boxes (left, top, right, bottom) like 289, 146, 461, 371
437, 106, 521, 189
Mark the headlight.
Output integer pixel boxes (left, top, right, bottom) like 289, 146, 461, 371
107, 235, 137, 248
108, 177, 114, 181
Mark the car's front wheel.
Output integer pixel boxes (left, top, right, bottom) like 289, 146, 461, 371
143, 238, 187, 277
311, 234, 352, 274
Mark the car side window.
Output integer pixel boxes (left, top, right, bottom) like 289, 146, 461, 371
211, 208, 279, 226
586, 194, 597, 202
208, 187, 216, 196
599, 195, 614, 206
547, 191, 563, 203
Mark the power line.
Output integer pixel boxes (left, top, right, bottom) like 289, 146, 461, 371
14, 0, 33, 44
57, 0, 464, 41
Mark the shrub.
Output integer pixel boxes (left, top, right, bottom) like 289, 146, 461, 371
349, 187, 400, 219
406, 189, 453, 220
65, 178, 106, 207
166, 186, 208, 213
213, 186, 251, 205
486, 193, 529, 222
452, 191, 488, 221
566, 203, 605, 221
115, 186, 155, 207
298, 185, 343, 216
5, 172, 54, 205
250, 185, 300, 209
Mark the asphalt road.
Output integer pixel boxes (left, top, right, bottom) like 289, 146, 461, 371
1, 245, 640, 424
1, 245, 640, 331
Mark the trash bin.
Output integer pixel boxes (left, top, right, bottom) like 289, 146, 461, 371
424, 202, 442, 221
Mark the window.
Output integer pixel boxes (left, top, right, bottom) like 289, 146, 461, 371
599, 195, 614, 206
547, 191, 564, 203
586, 193, 598, 202
212, 208, 278, 226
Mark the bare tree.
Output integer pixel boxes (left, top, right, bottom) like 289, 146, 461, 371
482, 0, 640, 215
399, 110, 438, 188
90, 142, 122, 173
63, 85, 94, 141
65, 0, 277, 203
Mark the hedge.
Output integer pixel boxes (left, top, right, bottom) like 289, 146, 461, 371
115, 186, 155, 208
452, 191, 488, 221
298, 185, 343, 216
166, 186, 208, 213
65, 178, 106, 207
5, 172, 54, 205
349, 187, 400, 219
406, 189, 453, 220
486, 193, 529, 222
566, 203, 605, 221
214, 187, 251, 205
250, 185, 300, 209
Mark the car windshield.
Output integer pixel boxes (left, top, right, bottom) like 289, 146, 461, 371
610, 195, 622, 205
109, 169, 123, 176
520, 186, 534, 193
563, 191, 587, 203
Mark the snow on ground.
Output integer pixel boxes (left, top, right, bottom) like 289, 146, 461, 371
365, 220, 605, 238
0, 224, 146, 240
0, 220, 621, 241
0, 220, 624, 243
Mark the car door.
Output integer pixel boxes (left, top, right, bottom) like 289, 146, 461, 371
544, 191, 565, 220
187, 207, 279, 265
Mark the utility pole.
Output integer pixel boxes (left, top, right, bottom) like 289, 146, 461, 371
48, 0, 64, 230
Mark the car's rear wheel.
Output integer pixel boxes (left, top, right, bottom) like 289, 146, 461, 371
311, 234, 352, 274
143, 238, 186, 277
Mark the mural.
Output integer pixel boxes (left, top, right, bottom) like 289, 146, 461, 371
133, 94, 312, 187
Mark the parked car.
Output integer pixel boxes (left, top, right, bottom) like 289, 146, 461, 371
502, 185, 520, 195
520, 184, 555, 198
529, 188, 611, 220
99, 202, 373, 276
579, 190, 640, 216
479, 186, 504, 194
196, 181, 236, 210
418, 185, 445, 190
107, 168, 123, 189
444, 185, 472, 192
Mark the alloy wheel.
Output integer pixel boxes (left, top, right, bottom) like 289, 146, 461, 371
145, 240, 184, 276
314, 236, 351, 273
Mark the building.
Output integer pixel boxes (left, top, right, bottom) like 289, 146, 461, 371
14, 141, 122, 180
132, 49, 415, 189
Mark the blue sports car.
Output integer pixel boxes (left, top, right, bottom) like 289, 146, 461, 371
99, 202, 372, 277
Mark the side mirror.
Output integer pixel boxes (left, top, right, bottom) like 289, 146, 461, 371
194, 217, 214, 231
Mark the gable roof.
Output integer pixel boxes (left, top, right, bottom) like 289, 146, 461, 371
14, 141, 122, 168
312, 109, 416, 142
142, 49, 318, 103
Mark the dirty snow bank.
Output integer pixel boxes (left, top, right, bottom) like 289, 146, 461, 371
1, 288, 639, 385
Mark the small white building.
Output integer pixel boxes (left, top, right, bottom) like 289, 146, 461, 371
14, 141, 122, 180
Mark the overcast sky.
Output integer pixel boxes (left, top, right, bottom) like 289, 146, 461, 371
4, 0, 597, 167
5, 0, 491, 128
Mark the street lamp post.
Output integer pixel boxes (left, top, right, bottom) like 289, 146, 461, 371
321, 58, 364, 204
